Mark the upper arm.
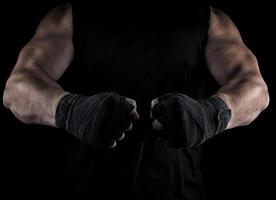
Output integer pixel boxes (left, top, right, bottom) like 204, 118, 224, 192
205, 7, 261, 85
12, 3, 73, 81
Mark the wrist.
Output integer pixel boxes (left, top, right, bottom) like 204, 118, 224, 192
201, 96, 232, 133
212, 93, 232, 111
212, 93, 234, 129
206, 96, 230, 111
55, 93, 83, 129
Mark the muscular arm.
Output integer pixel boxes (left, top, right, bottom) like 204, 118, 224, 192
206, 7, 269, 129
3, 3, 73, 126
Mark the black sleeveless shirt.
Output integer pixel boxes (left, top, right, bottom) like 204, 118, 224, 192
59, 1, 212, 199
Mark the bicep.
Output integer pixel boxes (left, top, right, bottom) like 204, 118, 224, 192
205, 7, 261, 85
12, 3, 73, 81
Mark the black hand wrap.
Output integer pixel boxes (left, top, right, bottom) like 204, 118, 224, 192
55, 92, 135, 148
152, 93, 231, 148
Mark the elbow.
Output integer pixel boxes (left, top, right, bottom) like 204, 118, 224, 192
3, 78, 16, 109
259, 80, 270, 111
2, 88, 9, 109
3, 77, 34, 124
242, 81, 270, 126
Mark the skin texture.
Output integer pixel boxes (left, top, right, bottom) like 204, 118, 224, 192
151, 7, 269, 131
3, 3, 73, 126
3, 4, 269, 135
2, 3, 138, 136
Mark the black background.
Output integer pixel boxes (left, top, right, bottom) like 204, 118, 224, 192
0, 0, 275, 199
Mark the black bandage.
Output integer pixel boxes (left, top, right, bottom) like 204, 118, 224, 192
55, 92, 135, 148
152, 93, 231, 148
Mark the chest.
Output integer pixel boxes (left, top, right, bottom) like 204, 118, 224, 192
74, 23, 204, 69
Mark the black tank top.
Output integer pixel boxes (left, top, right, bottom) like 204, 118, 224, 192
59, 1, 212, 199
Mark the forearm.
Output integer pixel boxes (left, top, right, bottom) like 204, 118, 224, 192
3, 67, 68, 127
213, 75, 269, 129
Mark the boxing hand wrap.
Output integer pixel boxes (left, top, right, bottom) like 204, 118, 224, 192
55, 92, 136, 148
151, 93, 231, 148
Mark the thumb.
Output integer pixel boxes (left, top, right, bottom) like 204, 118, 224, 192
125, 98, 139, 120
151, 100, 166, 119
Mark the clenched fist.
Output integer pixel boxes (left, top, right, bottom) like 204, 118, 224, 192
55, 92, 139, 148
150, 93, 231, 148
